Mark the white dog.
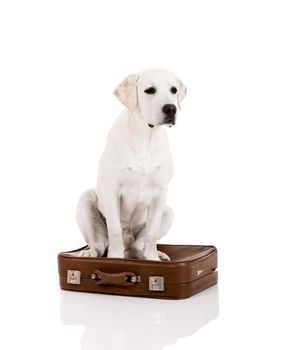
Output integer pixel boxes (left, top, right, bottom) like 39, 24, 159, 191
76, 69, 186, 260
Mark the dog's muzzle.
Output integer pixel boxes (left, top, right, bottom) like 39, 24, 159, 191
163, 115, 176, 126
148, 104, 177, 128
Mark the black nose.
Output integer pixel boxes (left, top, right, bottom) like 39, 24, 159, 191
162, 104, 177, 117
162, 104, 177, 125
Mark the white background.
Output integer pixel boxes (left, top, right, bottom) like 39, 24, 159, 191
0, 0, 283, 349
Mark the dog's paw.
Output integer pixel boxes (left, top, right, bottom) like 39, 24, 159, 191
157, 250, 171, 261
79, 248, 98, 258
144, 251, 160, 261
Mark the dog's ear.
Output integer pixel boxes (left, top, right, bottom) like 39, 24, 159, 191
177, 79, 187, 109
113, 74, 138, 112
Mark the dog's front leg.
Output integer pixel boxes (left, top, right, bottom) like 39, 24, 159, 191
102, 189, 124, 258
144, 188, 167, 261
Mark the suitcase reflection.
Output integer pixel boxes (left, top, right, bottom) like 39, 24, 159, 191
60, 285, 219, 350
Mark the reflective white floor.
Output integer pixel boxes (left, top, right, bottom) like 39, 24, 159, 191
60, 286, 219, 350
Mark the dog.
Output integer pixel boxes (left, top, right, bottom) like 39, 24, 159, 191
76, 69, 187, 260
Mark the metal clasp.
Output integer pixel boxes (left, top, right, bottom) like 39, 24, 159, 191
125, 275, 141, 283
67, 270, 81, 285
149, 276, 165, 291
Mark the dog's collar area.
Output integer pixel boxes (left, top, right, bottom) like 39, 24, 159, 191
148, 123, 154, 128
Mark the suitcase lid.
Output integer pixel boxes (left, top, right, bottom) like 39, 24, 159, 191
157, 244, 216, 262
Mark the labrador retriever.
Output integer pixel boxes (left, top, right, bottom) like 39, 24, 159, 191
76, 69, 186, 260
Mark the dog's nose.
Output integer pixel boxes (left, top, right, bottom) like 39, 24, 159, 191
162, 104, 177, 118
162, 104, 177, 125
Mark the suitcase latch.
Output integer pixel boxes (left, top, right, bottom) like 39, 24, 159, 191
67, 270, 81, 285
149, 276, 165, 291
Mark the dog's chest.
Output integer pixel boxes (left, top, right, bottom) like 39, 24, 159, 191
119, 170, 157, 218
119, 146, 171, 189
118, 157, 172, 217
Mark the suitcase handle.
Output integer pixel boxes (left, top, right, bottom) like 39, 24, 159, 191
91, 269, 140, 286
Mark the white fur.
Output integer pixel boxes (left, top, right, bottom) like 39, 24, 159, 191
76, 69, 186, 260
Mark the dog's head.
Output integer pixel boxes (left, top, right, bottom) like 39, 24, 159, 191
113, 69, 187, 128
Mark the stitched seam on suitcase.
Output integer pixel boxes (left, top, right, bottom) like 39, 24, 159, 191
60, 270, 216, 286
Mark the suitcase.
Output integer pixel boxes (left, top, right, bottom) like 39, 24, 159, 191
58, 244, 218, 299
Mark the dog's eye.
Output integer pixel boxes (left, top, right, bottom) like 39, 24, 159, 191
144, 87, 156, 95
170, 86, 177, 94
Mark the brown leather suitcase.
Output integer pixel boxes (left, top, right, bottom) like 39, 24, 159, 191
58, 244, 218, 299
